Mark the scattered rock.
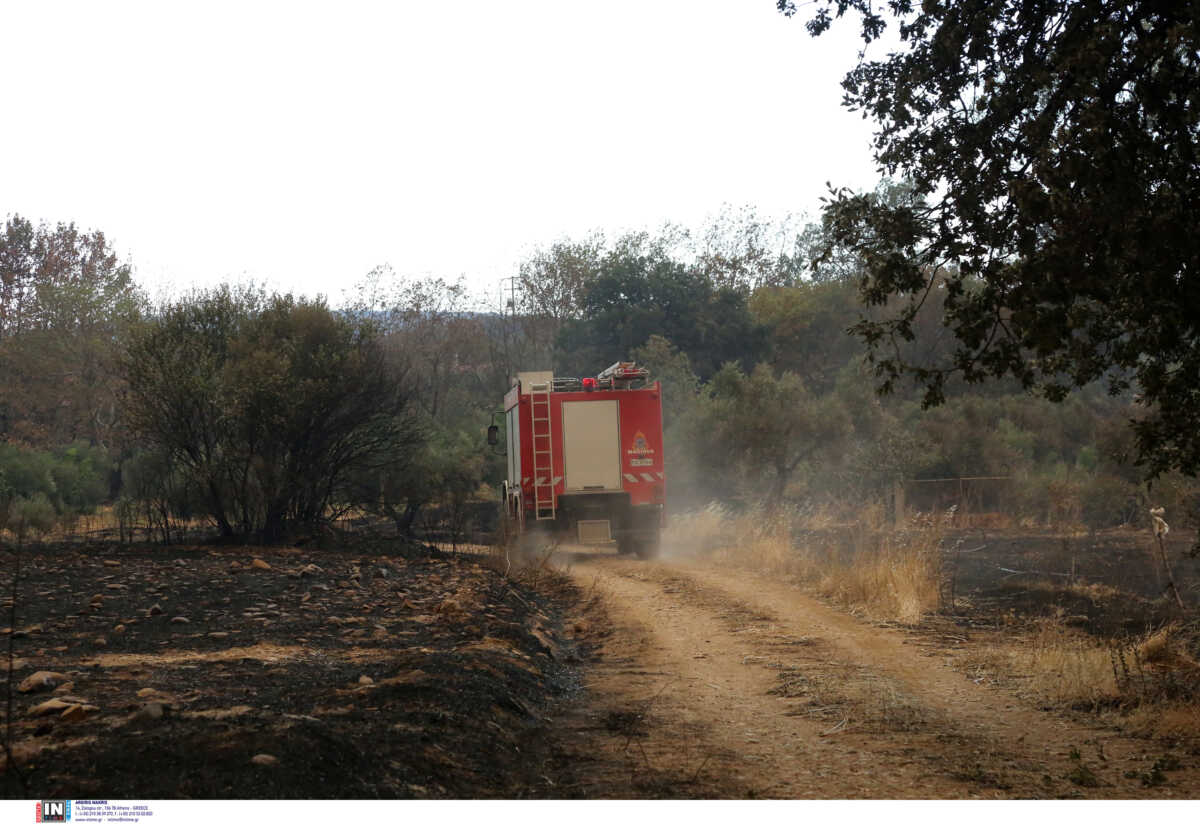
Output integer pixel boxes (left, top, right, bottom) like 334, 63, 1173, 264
93, 637, 107, 647
113, 624, 126, 634
18, 671, 67, 694
358, 675, 374, 686
103, 560, 121, 568
301, 563, 323, 576
147, 603, 163, 617
251, 753, 279, 767
170, 616, 190, 625
379, 670, 429, 687
29, 698, 73, 717
60, 704, 99, 723
229, 561, 242, 571
105, 583, 124, 591
208, 631, 229, 639
251, 559, 271, 571
90, 593, 105, 604
182, 705, 252, 720
53, 681, 76, 695
174, 559, 187, 567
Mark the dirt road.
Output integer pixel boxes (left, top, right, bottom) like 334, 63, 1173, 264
545, 550, 1200, 799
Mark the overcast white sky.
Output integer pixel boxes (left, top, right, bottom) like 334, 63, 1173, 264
1, 1, 884, 304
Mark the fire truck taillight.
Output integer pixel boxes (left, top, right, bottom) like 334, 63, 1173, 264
582, 377, 596, 392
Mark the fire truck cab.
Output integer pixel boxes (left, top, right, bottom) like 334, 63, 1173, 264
495, 361, 665, 557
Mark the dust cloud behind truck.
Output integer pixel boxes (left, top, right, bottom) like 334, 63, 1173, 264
495, 361, 665, 557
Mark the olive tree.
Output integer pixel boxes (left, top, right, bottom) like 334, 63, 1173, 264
700, 363, 850, 511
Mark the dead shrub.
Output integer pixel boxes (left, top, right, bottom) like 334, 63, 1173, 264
1016, 620, 1120, 706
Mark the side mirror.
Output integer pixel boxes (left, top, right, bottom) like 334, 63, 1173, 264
487, 424, 499, 446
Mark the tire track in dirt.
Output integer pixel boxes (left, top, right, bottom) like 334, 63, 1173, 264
553, 551, 1200, 798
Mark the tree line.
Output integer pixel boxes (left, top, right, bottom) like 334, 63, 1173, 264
5, 2, 1196, 543
2, 194, 1194, 546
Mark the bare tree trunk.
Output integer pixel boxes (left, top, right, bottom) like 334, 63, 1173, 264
1154, 531, 1186, 611
1151, 508, 1186, 611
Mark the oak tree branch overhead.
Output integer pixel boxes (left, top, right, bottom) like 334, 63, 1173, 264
779, 0, 1200, 476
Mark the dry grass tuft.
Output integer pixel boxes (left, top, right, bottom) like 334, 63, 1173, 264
1136, 625, 1198, 669
667, 503, 945, 625
1015, 621, 1120, 705
1123, 703, 1200, 738
811, 530, 943, 625
956, 619, 1200, 737
953, 621, 1121, 706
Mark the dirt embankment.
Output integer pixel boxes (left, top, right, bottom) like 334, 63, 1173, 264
544, 550, 1200, 799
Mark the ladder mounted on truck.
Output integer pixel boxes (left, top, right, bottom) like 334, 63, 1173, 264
529, 379, 556, 520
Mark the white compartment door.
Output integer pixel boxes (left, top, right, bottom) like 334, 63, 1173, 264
562, 400, 621, 491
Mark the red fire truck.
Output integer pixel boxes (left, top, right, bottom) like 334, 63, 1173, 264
490, 362, 665, 557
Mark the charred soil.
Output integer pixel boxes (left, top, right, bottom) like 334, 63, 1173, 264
0, 539, 580, 799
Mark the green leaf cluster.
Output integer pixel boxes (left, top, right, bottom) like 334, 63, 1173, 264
784, 0, 1200, 476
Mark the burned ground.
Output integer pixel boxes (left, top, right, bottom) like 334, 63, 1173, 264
0, 539, 582, 799
942, 528, 1200, 638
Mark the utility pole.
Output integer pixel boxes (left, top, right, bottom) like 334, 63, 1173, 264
499, 276, 519, 382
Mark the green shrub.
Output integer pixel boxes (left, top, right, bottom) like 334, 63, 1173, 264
0, 442, 111, 516
0, 444, 56, 502
51, 442, 110, 512
7, 492, 58, 539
